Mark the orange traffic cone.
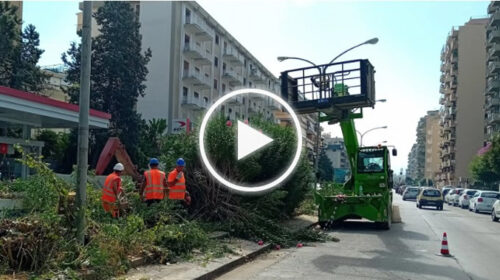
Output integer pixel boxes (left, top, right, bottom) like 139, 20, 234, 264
440, 232, 451, 256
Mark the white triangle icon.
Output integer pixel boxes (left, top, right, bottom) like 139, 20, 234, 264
237, 120, 273, 160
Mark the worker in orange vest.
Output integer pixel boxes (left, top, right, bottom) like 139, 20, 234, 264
101, 163, 125, 218
167, 158, 190, 205
140, 158, 168, 206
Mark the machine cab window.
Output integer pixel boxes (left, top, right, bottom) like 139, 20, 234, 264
357, 149, 385, 173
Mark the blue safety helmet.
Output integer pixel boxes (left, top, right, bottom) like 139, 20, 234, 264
149, 158, 159, 165
176, 158, 185, 166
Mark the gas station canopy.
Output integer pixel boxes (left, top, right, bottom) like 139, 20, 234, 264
0, 86, 110, 129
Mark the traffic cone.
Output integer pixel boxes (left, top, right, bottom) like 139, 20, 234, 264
440, 232, 450, 256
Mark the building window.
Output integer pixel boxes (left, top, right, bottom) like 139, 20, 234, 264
185, 8, 191, 23
222, 83, 226, 93
203, 96, 209, 103
242, 97, 245, 104
243, 78, 246, 85
135, 4, 140, 18
214, 79, 218, 89
183, 61, 189, 75
222, 62, 226, 71
215, 34, 219, 45
221, 105, 225, 112
249, 81, 252, 87
214, 56, 218, 67
244, 58, 247, 67
183, 87, 188, 97
184, 34, 190, 45
194, 91, 199, 99
195, 67, 200, 73
229, 108, 232, 113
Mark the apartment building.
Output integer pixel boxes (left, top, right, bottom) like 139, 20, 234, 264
424, 110, 441, 182
77, 1, 281, 132
407, 117, 426, 182
486, 2, 500, 140
438, 18, 488, 186
137, 2, 281, 132
323, 136, 349, 182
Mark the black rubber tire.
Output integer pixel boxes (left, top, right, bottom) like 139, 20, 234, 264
418, 204, 422, 209
474, 206, 479, 213
376, 206, 392, 230
492, 210, 499, 222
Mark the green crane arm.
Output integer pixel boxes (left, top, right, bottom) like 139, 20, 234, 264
339, 118, 358, 174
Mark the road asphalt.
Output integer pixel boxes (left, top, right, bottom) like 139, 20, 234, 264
218, 192, 500, 280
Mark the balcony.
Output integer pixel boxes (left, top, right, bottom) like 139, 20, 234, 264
183, 42, 212, 65
181, 95, 202, 110
249, 68, 265, 82
487, 78, 500, 94
488, 1, 500, 14
184, 13, 214, 41
487, 112, 500, 124
182, 68, 211, 89
266, 97, 281, 110
488, 29, 500, 44
226, 95, 243, 106
491, 12, 500, 26
489, 61, 500, 74
248, 102, 260, 114
222, 69, 242, 86
439, 96, 445, 105
490, 43, 500, 58
223, 47, 244, 66
487, 97, 500, 108
440, 74, 445, 83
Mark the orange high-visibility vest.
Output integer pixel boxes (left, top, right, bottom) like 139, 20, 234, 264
144, 169, 166, 200
167, 169, 186, 200
102, 172, 121, 203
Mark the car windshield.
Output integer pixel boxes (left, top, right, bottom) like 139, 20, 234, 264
466, 190, 477, 195
407, 188, 418, 193
481, 192, 500, 198
357, 149, 385, 173
423, 190, 441, 197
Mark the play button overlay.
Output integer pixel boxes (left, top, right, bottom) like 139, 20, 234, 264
199, 88, 303, 196
237, 120, 273, 160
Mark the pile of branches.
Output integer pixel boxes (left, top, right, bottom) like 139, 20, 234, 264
0, 219, 62, 272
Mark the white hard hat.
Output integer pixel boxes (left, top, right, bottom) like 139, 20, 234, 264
113, 163, 124, 171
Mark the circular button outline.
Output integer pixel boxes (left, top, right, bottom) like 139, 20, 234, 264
199, 88, 303, 195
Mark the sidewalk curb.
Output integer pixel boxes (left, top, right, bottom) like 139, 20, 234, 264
193, 243, 273, 280
193, 216, 317, 280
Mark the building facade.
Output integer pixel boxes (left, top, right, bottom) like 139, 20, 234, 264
136, 1, 280, 132
438, 18, 487, 187
424, 110, 441, 182
323, 135, 349, 182
486, 2, 500, 140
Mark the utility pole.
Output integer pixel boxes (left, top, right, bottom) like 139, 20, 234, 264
76, 1, 92, 244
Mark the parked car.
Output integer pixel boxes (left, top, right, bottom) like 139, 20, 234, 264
458, 189, 478, 209
469, 191, 500, 213
416, 188, 443, 210
492, 199, 500, 222
444, 189, 456, 205
403, 187, 420, 200
442, 187, 454, 201
449, 188, 464, 206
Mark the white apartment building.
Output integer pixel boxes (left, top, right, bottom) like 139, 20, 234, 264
137, 1, 281, 132
78, 1, 281, 133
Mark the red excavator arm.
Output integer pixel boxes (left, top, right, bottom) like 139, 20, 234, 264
95, 137, 141, 182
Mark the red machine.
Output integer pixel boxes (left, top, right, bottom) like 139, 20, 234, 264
95, 137, 141, 182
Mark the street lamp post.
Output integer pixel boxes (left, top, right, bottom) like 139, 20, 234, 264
277, 38, 379, 184
356, 126, 388, 147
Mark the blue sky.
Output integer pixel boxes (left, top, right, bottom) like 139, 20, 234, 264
23, 1, 490, 171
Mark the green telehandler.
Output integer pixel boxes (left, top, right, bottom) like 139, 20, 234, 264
280, 59, 396, 229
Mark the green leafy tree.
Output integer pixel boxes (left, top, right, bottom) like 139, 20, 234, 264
0, 3, 48, 91
0, 1, 21, 83
62, 1, 152, 167
138, 118, 167, 167
470, 135, 500, 188
318, 149, 334, 181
